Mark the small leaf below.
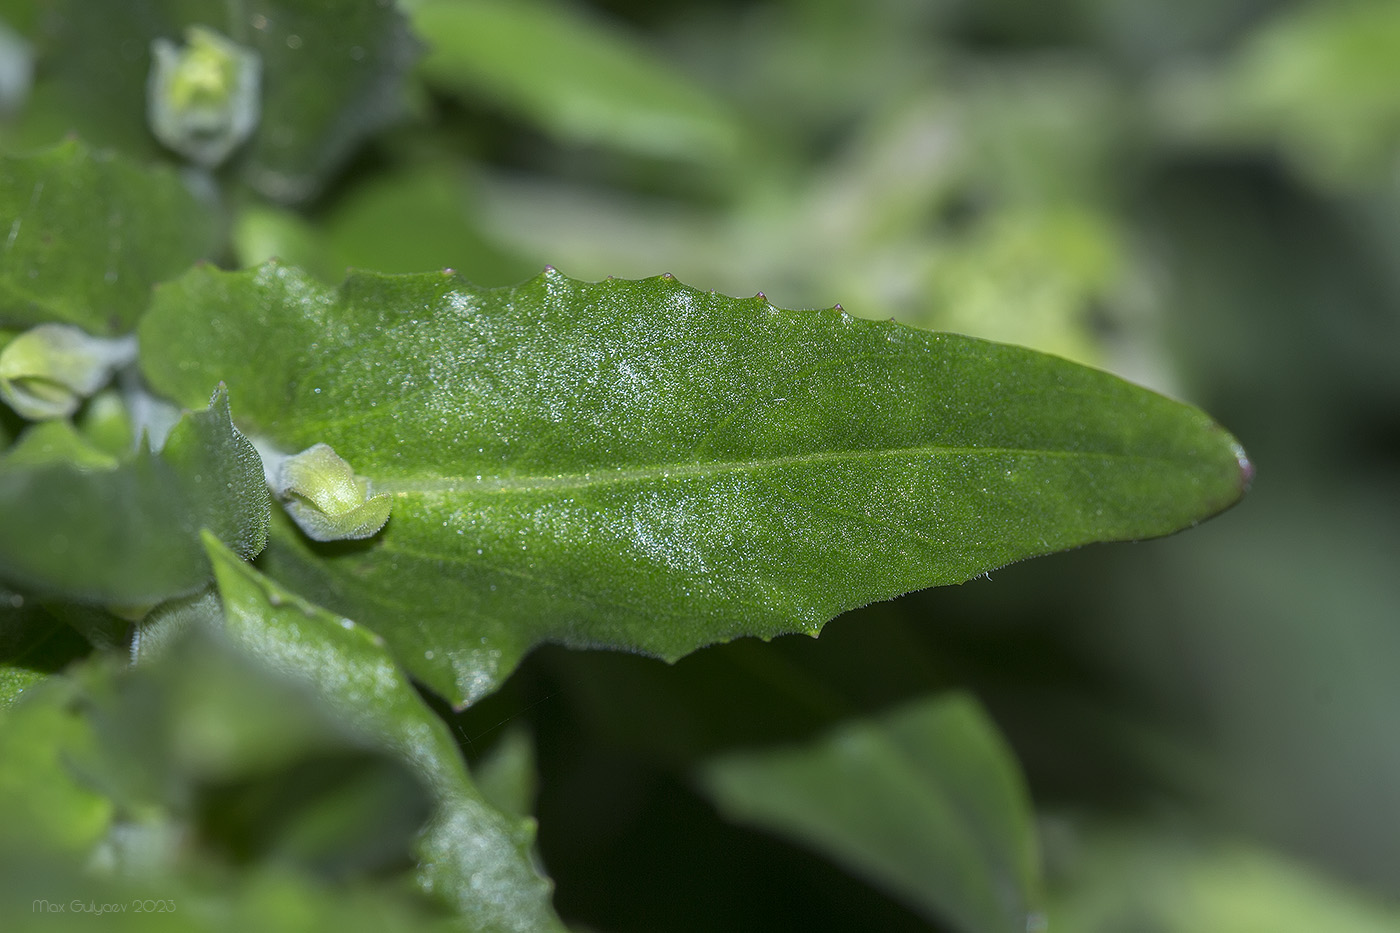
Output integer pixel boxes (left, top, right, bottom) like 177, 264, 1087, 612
205, 535, 565, 932
0, 387, 269, 607
700, 693, 1043, 933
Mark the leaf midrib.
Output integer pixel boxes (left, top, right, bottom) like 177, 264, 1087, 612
369, 443, 1188, 496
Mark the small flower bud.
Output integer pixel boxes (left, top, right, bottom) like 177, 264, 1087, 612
0, 324, 137, 420
147, 25, 261, 167
274, 442, 391, 542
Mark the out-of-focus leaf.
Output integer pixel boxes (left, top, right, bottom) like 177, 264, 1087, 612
0, 676, 113, 852
1045, 824, 1400, 933
700, 693, 1043, 933
923, 206, 1122, 366
0, 387, 269, 606
204, 534, 565, 932
0, 635, 463, 932
231, 0, 419, 203
1234, 1, 1400, 186
0, 588, 90, 706
141, 263, 1249, 705
321, 165, 538, 285
0, 356, 14, 445
41, 600, 130, 653
2, 419, 118, 470
76, 389, 137, 458
413, 0, 742, 163
78, 627, 433, 877
0, 141, 217, 334
232, 202, 342, 283
0, 0, 40, 39
471, 726, 537, 820
17, 0, 417, 203
1158, 1, 1400, 188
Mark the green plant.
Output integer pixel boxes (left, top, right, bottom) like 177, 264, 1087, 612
0, 3, 1274, 932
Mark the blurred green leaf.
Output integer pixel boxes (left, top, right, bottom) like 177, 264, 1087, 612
205, 534, 565, 932
0, 632, 463, 932
1159, 0, 1400, 188
232, 202, 341, 282
73, 634, 432, 879
701, 692, 1043, 933
230, 0, 418, 203
15, 0, 417, 202
1045, 824, 1400, 933
923, 206, 1123, 365
141, 264, 1247, 705
1233, 0, 1400, 186
413, 0, 743, 163
471, 725, 537, 820
0, 387, 269, 606
76, 389, 138, 458
0, 585, 89, 707
2, 419, 118, 470
0, 676, 113, 853
0, 0, 40, 38
320, 165, 538, 285
0, 141, 217, 335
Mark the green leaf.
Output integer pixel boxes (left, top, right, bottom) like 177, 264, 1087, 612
0, 631, 466, 933
699, 693, 1042, 933
232, 202, 342, 283
1046, 824, 1400, 933
1, 419, 119, 470
0, 387, 269, 606
0, 676, 114, 853
230, 0, 418, 203
318, 165, 538, 286
1220, 1, 1400, 187
17, 1, 417, 203
204, 534, 565, 933
471, 725, 537, 820
76, 388, 138, 458
140, 264, 1249, 705
0, 140, 218, 334
0, 587, 91, 707
412, 0, 743, 163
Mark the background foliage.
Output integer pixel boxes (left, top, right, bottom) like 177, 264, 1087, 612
2, 0, 1398, 930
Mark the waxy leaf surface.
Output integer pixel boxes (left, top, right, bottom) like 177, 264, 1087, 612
205, 535, 565, 933
0, 388, 268, 605
141, 264, 1249, 704
0, 141, 217, 334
